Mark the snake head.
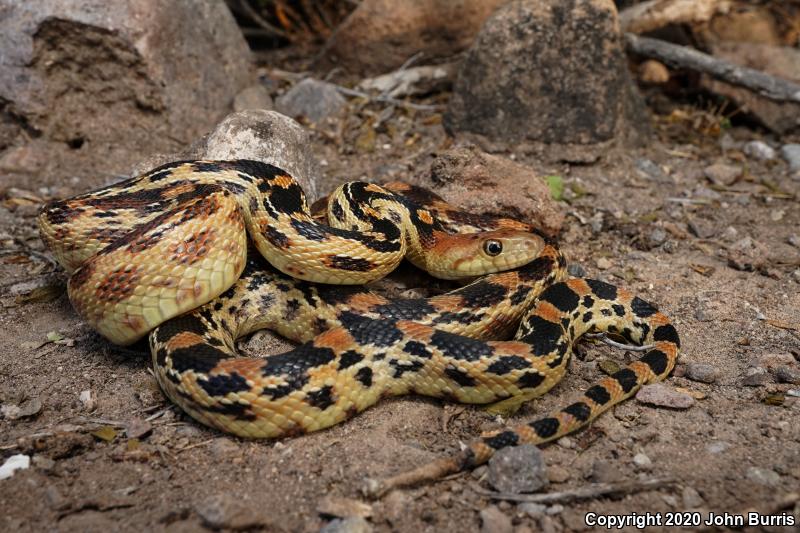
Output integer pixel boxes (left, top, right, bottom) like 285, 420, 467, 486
428, 229, 547, 279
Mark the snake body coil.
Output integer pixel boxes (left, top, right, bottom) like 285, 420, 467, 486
38, 160, 542, 345
38, 159, 680, 489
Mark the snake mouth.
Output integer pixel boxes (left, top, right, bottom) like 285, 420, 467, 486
429, 229, 547, 279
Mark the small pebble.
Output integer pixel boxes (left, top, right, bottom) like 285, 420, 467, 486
479, 505, 512, 533
703, 163, 742, 186
276, 78, 346, 123
545, 504, 564, 515
694, 308, 713, 322
780, 144, 800, 171
721, 226, 739, 242
788, 234, 800, 248
487, 444, 548, 493
636, 383, 695, 409
774, 366, 800, 385
687, 219, 716, 239
320, 517, 373, 533
633, 453, 652, 469
471, 465, 488, 480
547, 465, 570, 484
557, 436, 574, 449
743, 140, 775, 161
519, 502, 547, 517
706, 441, 731, 454
79, 390, 95, 411
746, 467, 781, 487
684, 362, 718, 384
125, 418, 152, 440
596, 257, 612, 270
567, 263, 586, 277
635, 158, 667, 181
0, 455, 30, 480
742, 367, 770, 387
681, 486, 704, 508
648, 227, 667, 247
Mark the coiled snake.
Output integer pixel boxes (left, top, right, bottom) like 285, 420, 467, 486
38, 159, 680, 492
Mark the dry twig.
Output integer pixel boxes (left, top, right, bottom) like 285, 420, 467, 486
625, 33, 800, 104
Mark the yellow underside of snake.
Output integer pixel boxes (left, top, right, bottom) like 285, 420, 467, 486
38, 159, 680, 487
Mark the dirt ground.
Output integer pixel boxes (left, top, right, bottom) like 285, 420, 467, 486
1, 73, 800, 532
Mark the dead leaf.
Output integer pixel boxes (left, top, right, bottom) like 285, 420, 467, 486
91, 426, 118, 442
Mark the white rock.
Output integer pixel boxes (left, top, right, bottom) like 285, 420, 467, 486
743, 140, 775, 161
0, 454, 30, 480
780, 144, 800, 171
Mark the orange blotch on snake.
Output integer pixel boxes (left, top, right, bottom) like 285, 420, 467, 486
416, 209, 434, 225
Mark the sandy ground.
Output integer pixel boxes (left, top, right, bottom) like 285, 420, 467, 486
1, 94, 799, 533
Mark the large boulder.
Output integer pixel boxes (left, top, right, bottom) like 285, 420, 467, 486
0, 0, 253, 189
445, 0, 647, 158
316, 0, 507, 76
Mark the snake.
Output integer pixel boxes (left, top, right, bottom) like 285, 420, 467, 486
37, 159, 680, 490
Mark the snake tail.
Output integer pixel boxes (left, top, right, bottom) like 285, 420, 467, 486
366, 278, 680, 497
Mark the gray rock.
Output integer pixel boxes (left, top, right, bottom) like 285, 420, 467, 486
567, 263, 587, 277
681, 486, 704, 508
320, 517, 373, 533
788, 234, 800, 248
202, 110, 319, 200
635, 158, 668, 181
479, 506, 513, 533
684, 362, 718, 384
687, 219, 717, 239
0, 0, 252, 190
774, 365, 800, 385
633, 453, 652, 469
780, 144, 800, 171
519, 502, 547, 518
703, 163, 742, 186
445, 0, 647, 151
276, 79, 346, 123
648, 227, 668, 248
742, 366, 771, 387
234, 84, 274, 112
745, 467, 781, 487
487, 444, 548, 493
743, 140, 776, 160
124, 418, 152, 440
636, 383, 695, 409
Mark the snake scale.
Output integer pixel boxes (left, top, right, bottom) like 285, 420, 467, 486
38, 159, 680, 490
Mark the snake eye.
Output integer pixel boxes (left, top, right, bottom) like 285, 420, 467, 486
483, 239, 503, 256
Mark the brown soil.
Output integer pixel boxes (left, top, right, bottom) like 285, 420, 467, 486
1, 77, 799, 532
